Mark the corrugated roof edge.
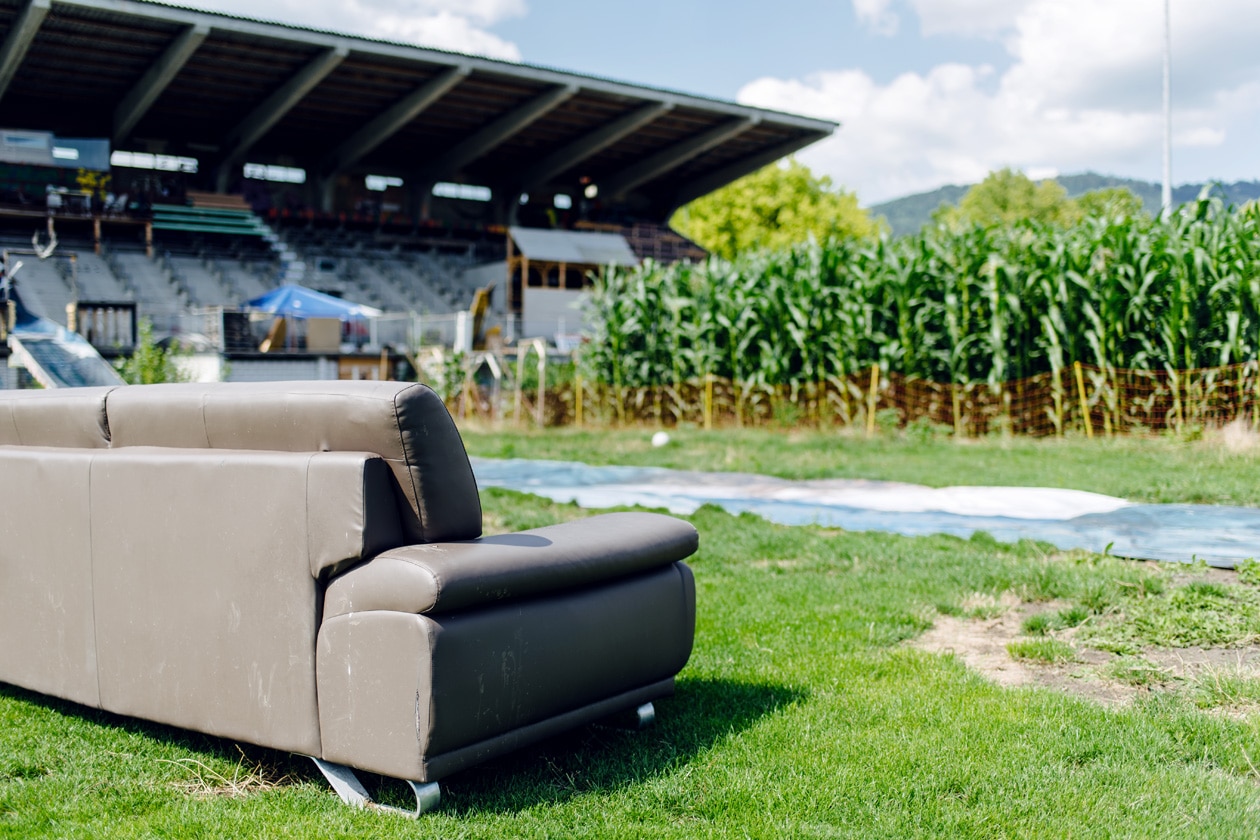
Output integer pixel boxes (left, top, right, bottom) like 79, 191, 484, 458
50, 0, 838, 133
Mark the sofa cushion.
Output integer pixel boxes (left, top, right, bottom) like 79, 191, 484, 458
323, 512, 699, 618
104, 381, 481, 544
0, 386, 114, 447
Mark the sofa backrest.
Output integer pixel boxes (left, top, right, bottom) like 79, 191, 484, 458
0, 381, 482, 544
0, 386, 112, 447
0, 444, 401, 753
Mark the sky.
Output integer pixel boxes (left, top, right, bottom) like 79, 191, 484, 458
181, 0, 1260, 206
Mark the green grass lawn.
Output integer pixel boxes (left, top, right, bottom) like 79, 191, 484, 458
5, 431, 1260, 837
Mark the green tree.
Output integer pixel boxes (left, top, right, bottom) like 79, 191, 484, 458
1076, 187, 1148, 222
670, 158, 879, 260
940, 168, 1081, 228
116, 318, 189, 384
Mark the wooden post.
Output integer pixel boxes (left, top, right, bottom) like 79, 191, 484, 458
704, 373, 714, 430
1053, 366, 1064, 437
574, 373, 583, 428
951, 382, 963, 438
1253, 359, 1260, 430
1170, 367, 1184, 433
378, 347, 389, 381
535, 341, 546, 428
514, 344, 526, 427
462, 368, 473, 420
144, 221, 153, 258
92, 216, 102, 255
865, 363, 880, 438
1074, 361, 1093, 439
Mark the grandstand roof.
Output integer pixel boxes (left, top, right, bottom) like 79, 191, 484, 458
509, 227, 637, 266
0, 0, 836, 221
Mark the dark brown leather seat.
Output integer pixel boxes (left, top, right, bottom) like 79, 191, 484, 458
0, 381, 696, 810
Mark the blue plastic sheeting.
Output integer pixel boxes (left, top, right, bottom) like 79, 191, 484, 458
470, 458, 1260, 569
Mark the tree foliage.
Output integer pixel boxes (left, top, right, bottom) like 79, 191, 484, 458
670, 158, 879, 259
939, 168, 1148, 228
1075, 186, 1148, 222
116, 318, 189, 384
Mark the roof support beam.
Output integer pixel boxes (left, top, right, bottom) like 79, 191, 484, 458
515, 100, 673, 191
214, 45, 348, 189
600, 117, 759, 199
113, 23, 210, 145
0, 0, 50, 103
418, 84, 578, 179
669, 132, 830, 210
319, 64, 469, 177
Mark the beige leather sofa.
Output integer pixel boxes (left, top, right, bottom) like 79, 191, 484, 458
0, 381, 697, 814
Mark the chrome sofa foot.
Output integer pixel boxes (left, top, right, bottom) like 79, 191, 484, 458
596, 701, 656, 731
310, 757, 440, 817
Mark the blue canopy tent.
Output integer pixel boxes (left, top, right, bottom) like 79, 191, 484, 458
244, 284, 382, 353
244, 284, 381, 321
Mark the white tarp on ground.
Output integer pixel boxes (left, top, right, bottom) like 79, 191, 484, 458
471, 458, 1257, 569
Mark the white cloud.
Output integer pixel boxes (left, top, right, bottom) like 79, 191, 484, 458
852, 0, 899, 36
739, 0, 1260, 204
179, 0, 524, 60
909, 0, 1033, 38
1174, 127, 1225, 148
366, 10, 522, 60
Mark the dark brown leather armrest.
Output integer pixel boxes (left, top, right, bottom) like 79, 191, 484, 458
323, 512, 697, 618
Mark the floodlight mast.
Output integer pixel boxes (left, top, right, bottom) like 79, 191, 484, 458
1161, 0, 1172, 215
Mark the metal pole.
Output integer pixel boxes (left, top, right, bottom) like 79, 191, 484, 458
1161, 0, 1172, 215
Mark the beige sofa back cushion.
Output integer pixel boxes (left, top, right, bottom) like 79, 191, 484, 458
0, 386, 113, 448
104, 381, 482, 544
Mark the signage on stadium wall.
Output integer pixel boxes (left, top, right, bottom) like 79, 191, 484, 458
0, 130, 110, 171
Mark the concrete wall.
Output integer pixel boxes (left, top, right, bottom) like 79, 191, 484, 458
222, 357, 337, 382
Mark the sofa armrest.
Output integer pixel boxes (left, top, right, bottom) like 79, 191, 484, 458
323, 512, 697, 618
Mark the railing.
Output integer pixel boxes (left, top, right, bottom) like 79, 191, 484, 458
71, 301, 136, 351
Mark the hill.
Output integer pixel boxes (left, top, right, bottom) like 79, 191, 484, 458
869, 173, 1260, 236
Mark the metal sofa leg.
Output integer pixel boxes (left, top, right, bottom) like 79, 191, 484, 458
309, 757, 440, 817
597, 701, 657, 731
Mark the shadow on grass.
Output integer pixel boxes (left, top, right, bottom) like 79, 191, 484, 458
0, 680, 316, 789
435, 676, 807, 815
1, 676, 803, 814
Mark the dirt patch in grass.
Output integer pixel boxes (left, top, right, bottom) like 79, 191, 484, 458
911, 599, 1260, 709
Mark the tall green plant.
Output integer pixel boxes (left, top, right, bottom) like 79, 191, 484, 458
116, 319, 189, 385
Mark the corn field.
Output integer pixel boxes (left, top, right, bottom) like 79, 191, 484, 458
558, 194, 1260, 435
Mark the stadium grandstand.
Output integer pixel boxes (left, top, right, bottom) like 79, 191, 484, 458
0, 0, 835, 387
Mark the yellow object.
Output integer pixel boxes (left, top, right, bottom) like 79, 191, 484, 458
866, 364, 880, 438
1074, 361, 1093, 438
